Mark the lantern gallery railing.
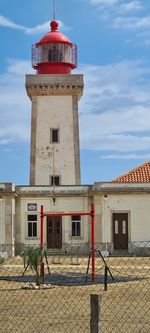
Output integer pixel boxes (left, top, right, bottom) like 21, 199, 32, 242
32, 43, 77, 69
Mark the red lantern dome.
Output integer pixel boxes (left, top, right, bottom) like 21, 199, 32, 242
32, 20, 77, 74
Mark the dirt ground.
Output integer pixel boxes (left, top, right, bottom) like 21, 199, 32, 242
0, 256, 150, 333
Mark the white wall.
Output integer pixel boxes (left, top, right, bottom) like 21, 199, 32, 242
101, 193, 150, 243
35, 95, 76, 185
19, 195, 89, 246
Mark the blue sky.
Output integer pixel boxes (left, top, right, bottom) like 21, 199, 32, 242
1, 0, 150, 184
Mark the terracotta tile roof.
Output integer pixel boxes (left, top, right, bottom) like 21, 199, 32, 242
112, 161, 150, 183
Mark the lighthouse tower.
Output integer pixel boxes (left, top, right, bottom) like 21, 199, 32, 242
26, 19, 83, 186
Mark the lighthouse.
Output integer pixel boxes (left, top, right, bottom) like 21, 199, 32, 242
26, 19, 84, 186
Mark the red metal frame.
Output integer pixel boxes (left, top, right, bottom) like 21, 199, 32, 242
40, 205, 44, 248
40, 203, 95, 282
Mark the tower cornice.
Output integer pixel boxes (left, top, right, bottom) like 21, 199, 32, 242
26, 74, 83, 100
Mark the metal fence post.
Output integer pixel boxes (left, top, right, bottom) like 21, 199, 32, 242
90, 294, 101, 333
104, 265, 108, 291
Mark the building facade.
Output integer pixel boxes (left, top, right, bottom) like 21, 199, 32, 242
1, 180, 150, 256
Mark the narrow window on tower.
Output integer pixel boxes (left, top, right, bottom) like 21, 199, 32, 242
50, 128, 59, 143
50, 176, 60, 186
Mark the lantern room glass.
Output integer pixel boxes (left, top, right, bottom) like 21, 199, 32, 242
32, 43, 77, 68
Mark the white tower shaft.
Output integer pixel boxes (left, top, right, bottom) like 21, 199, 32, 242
26, 74, 83, 186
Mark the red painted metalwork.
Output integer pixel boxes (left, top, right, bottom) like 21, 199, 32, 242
35, 63, 73, 75
40, 203, 95, 282
41, 212, 91, 217
37, 21, 72, 46
32, 20, 77, 74
40, 205, 44, 283
40, 205, 44, 247
91, 203, 95, 282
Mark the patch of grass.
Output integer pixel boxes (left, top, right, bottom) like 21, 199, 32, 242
0, 256, 150, 332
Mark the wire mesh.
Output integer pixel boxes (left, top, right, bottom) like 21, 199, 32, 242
0, 242, 150, 332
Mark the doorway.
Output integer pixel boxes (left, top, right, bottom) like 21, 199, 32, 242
113, 213, 128, 250
47, 216, 62, 249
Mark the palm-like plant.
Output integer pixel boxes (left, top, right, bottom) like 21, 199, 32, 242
22, 246, 44, 286
0, 256, 5, 265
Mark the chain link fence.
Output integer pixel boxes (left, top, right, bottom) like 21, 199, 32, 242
0, 242, 150, 332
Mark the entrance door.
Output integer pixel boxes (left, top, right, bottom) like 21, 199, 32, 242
47, 216, 62, 249
113, 213, 128, 250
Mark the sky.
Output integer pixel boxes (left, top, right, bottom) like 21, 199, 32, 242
1, 0, 150, 185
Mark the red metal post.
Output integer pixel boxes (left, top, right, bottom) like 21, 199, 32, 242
40, 205, 44, 283
91, 202, 95, 282
40, 205, 44, 247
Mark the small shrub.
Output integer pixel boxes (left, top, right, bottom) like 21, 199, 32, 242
0, 256, 5, 265
21, 246, 44, 286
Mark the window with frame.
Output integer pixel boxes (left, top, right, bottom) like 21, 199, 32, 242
50, 176, 60, 186
50, 128, 59, 143
27, 215, 37, 237
72, 216, 81, 237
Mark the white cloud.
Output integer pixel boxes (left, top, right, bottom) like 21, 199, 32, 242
80, 107, 150, 151
119, 1, 143, 13
88, 0, 150, 43
0, 138, 12, 145
113, 16, 150, 31
25, 20, 71, 34
102, 153, 150, 159
0, 15, 70, 35
25, 21, 50, 34
77, 60, 150, 113
0, 15, 24, 30
89, 0, 118, 6
89, 0, 143, 12
0, 59, 33, 145
77, 60, 150, 153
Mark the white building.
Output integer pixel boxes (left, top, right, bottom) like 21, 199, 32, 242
0, 18, 150, 256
